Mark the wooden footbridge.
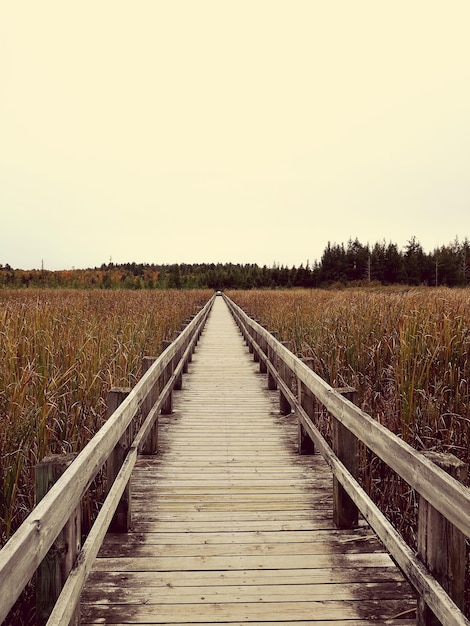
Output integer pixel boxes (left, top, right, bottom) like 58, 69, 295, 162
81, 296, 415, 625
1, 294, 470, 625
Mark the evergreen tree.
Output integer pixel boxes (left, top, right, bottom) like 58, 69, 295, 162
346, 238, 370, 281
319, 242, 347, 283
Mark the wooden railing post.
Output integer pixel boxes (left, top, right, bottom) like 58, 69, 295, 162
252, 324, 260, 362
141, 356, 158, 454
242, 324, 249, 348
181, 331, 190, 374
35, 454, 81, 626
247, 330, 254, 354
183, 325, 192, 372
161, 340, 173, 414
107, 387, 132, 532
257, 327, 268, 374
279, 341, 293, 415
267, 332, 278, 391
332, 387, 359, 529
259, 341, 267, 373
186, 314, 197, 365
196, 309, 204, 342
298, 358, 315, 454
173, 331, 183, 390
417, 452, 468, 626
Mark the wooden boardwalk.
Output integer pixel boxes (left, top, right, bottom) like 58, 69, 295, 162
81, 297, 416, 624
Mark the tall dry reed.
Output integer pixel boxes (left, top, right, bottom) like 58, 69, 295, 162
229, 287, 470, 549
0, 289, 211, 544
229, 287, 470, 455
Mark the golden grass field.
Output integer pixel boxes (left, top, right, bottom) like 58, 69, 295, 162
1, 286, 469, 546
229, 287, 470, 449
228, 287, 470, 544
1, 286, 470, 623
0, 289, 212, 543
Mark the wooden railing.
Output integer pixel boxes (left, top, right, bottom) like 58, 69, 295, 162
0, 295, 215, 626
224, 294, 470, 626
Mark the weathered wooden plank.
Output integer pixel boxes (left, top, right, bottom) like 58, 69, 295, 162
138, 457, 317, 465
129, 520, 357, 534
81, 599, 416, 623
131, 509, 337, 521
132, 492, 329, 503
132, 479, 329, 489
133, 503, 330, 513
96, 536, 385, 558
101, 527, 375, 545
132, 499, 333, 512
135, 469, 323, 478
95, 542, 384, 559
82, 580, 414, 603
85, 566, 406, 588
90, 552, 396, 572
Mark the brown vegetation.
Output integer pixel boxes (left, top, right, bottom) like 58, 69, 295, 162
228, 287, 470, 547
0, 289, 211, 545
229, 287, 470, 454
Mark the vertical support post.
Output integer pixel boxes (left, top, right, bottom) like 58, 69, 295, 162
267, 332, 278, 391
196, 311, 204, 342
141, 356, 158, 454
244, 326, 250, 349
279, 341, 293, 415
161, 340, 173, 414
417, 452, 468, 626
173, 331, 183, 390
107, 387, 132, 532
35, 454, 81, 626
186, 314, 196, 365
247, 330, 254, 354
332, 387, 359, 529
298, 358, 315, 454
183, 331, 190, 373
258, 329, 267, 373
252, 322, 260, 363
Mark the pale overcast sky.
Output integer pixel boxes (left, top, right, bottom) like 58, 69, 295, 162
1, 1, 469, 270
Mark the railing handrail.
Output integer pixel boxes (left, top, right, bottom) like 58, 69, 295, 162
224, 294, 470, 626
0, 294, 215, 625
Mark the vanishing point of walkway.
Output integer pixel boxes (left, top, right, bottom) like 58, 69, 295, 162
81, 297, 416, 624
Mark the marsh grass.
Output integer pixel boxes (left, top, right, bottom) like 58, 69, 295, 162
229, 287, 470, 548
231, 287, 470, 450
0, 289, 211, 545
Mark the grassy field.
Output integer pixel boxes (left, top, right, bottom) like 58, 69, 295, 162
3, 286, 469, 544
228, 287, 470, 546
0, 289, 212, 544
229, 287, 470, 452
1, 285, 469, 621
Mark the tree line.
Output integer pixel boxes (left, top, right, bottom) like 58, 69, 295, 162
1, 237, 469, 289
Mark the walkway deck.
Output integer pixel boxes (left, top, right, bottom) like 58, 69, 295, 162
81, 297, 416, 624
